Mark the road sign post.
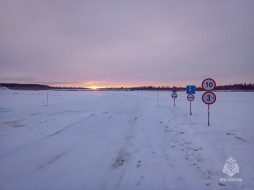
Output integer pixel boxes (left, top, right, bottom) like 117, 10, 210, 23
202, 78, 216, 126
171, 92, 177, 107
171, 87, 177, 107
187, 94, 195, 115
208, 104, 210, 126
186, 85, 195, 115
190, 101, 191, 115
202, 92, 216, 126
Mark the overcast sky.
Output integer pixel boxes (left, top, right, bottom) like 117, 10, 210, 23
0, 0, 253, 87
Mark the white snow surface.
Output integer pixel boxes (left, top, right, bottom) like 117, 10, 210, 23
0, 90, 253, 190
0, 87, 9, 91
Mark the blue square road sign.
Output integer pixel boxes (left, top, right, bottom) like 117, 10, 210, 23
186, 85, 196, 94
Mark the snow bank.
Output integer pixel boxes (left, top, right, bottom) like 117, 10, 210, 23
0, 86, 9, 91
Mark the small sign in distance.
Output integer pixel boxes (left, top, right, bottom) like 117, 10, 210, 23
172, 86, 177, 93
187, 94, 195, 101
171, 92, 177, 99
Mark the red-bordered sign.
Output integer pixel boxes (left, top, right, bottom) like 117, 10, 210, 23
171, 92, 177, 99
202, 78, 216, 91
202, 92, 216, 105
187, 94, 195, 101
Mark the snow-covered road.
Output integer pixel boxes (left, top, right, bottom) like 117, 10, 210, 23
0, 90, 253, 190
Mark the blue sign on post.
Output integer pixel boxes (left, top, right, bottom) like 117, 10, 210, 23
172, 86, 177, 93
186, 85, 196, 94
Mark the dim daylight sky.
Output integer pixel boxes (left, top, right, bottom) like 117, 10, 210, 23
0, 0, 254, 87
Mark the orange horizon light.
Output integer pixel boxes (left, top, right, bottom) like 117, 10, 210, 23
87, 86, 105, 90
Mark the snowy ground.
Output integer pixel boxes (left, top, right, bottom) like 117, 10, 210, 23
0, 89, 253, 190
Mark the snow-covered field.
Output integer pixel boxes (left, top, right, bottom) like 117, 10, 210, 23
0, 89, 253, 190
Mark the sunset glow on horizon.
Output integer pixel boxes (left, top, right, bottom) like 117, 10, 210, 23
48, 78, 240, 89
50, 81, 200, 89
87, 85, 109, 90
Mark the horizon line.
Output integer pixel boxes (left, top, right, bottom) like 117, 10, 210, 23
1, 82, 254, 89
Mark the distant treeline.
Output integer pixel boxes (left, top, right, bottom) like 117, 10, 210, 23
216, 83, 254, 91
115, 83, 254, 91
126, 83, 254, 91
127, 83, 254, 91
1, 83, 254, 91
0, 83, 88, 90
0, 83, 51, 90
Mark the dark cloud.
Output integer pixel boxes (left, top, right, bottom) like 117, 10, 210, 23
0, 0, 254, 87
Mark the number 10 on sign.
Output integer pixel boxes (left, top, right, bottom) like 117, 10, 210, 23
202, 78, 216, 91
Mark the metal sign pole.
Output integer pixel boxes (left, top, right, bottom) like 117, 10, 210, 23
190, 101, 192, 115
174, 99, 175, 107
47, 90, 48, 107
208, 104, 210, 126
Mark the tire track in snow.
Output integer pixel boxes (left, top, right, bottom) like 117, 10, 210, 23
0, 113, 95, 157
43, 113, 95, 139
36, 151, 67, 171
110, 102, 175, 189
112, 115, 140, 188
0, 113, 101, 188
99, 99, 145, 189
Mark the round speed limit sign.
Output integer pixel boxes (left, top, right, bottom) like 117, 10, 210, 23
202, 78, 216, 91
171, 92, 177, 99
187, 94, 195, 101
202, 92, 216, 105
